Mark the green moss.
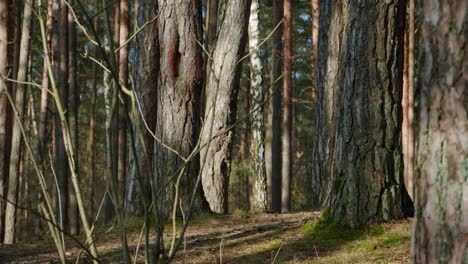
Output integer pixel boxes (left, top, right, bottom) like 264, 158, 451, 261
380, 233, 410, 247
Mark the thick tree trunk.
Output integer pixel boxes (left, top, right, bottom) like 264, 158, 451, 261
314, 0, 413, 226
54, 0, 69, 231
281, 0, 292, 213
270, 0, 283, 213
3, 0, 33, 244
200, 0, 251, 214
68, 0, 79, 236
411, 1, 467, 262
128, 0, 158, 215
156, 0, 204, 216
0, 0, 9, 242
248, 0, 267, 212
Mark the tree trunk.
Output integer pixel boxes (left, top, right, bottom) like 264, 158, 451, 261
200, 0, 251, 214
281, 0, 292, 213
156, 0, 204, 216
54, 0, 69, 231
128, 0, 158, 215
68, 0, 79, 236
309, 0, 319, 208
314, 0, 413, 227
38, 0, 53, 166
270, 0, 283, 213
3, 0, 33, 244
118, 0, 129, 201
411, 1, 466, 262
0, 0, 9, 242
86, 0, 99, 222
248, 0, 267, 212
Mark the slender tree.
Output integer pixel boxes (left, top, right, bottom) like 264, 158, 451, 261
3, 0, 33, 244
411, 1, 466, 262
248, 0, 267, 211
54, 0, 69, 232
281, 0, 292, 213
117, 0, 129, 200
313, 0, 413, 226
200, 0, 251, 214
68, 0, 79, 236
0, 0, 9, 241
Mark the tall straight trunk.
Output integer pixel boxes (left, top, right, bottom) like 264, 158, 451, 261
404, 0, 415, 200
0, 0, 9, 241
281, 0, 292, 213
156, 0, 204, 216
128, 0, 158, 215
270, 0, 283, 213
68, 0, 79, 236
3, 0, 33, 244
38, 0, 53, 164
205, 0, 218, 50
200, 0, 251, 214
117, 0, 129, 200
309, 0, 319, 208
54, 0, 69, 231
87, 0, 99, 221
248, 0, 267, 212
411, 1, 466, 262
314, 0, 413, 226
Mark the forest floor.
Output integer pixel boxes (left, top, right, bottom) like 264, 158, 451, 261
0, 211, 412, 263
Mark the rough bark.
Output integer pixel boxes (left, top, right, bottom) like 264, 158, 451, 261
155, 0, 204, 216
314, 0, 413, 226
200, 0, 251, 214
281, 0, 292, 213
0, 0, 9, 242
68, 0, 79, 236
3, 0, 33, 244
411, 0, 467, 262
270, 0, 283, 213
248, 0, 267, 212
128, 0, 158, 214
54, 0, 69, 231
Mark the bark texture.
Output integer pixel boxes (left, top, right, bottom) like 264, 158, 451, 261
200, 0, 251, 214
248, 0, 267, 212
270, 0, 283, 213
313, 0, 413, 226
411, 0, 467, 262
0, 0, 9, 241
128, 0, 158, 214
3, 0, 32, 244
155, 0, 204, 216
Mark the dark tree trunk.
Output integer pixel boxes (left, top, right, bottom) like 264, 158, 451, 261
156, 0, 204, 216
54, 0, 69, 231
270, 0, 283, 213
411, 1, 466, 262
68, 0, 79, 236
281, 0, 292, 213
128, 0, 158, 215
200, 0, 251, 214
313, 0, 413, 226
